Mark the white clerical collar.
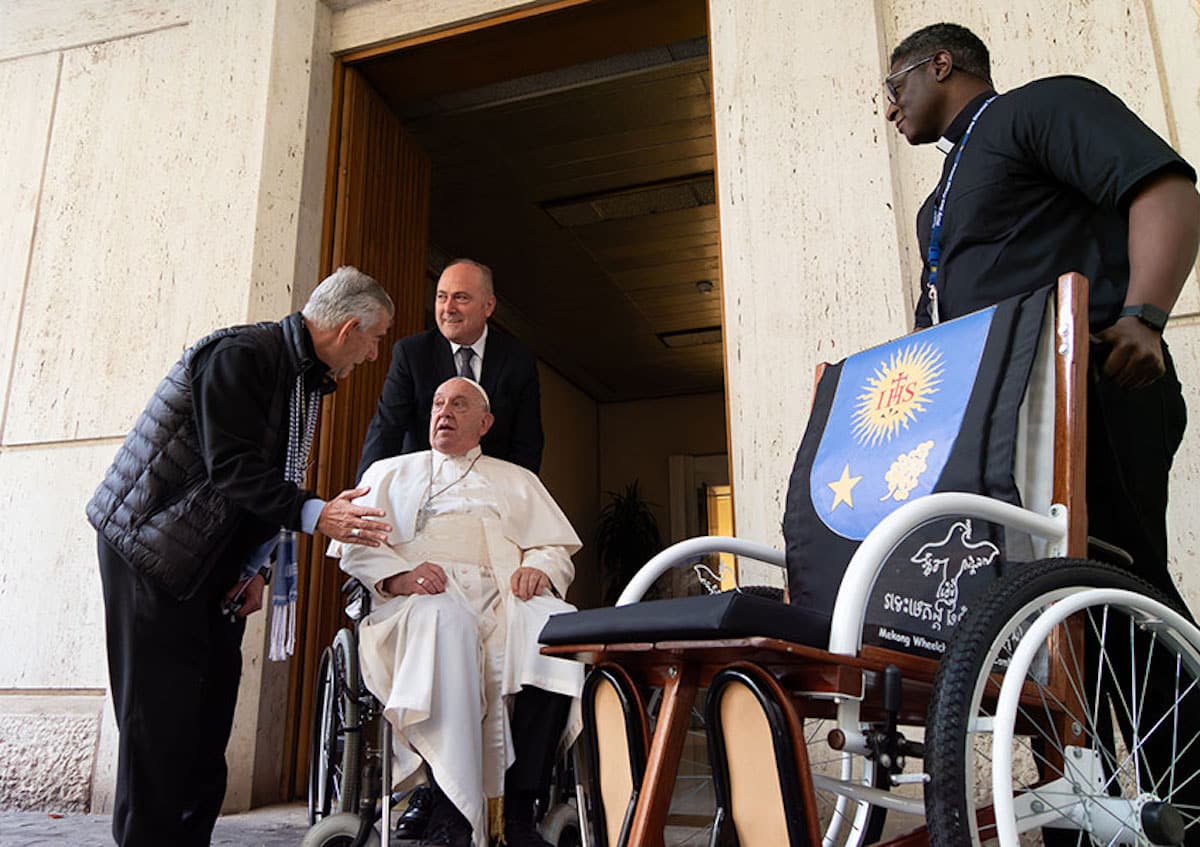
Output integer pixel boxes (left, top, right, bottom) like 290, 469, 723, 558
432, 445, 483, 472
449, 323, 488, 361
935, 136, 955, 155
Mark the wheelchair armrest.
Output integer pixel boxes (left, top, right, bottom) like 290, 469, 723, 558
616, 535, 785, 606
340, 576, 370, 620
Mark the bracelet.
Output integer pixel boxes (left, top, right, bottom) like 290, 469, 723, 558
1118, 303, 1168, 332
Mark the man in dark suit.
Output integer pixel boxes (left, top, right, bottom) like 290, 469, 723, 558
358, 258, 544, 481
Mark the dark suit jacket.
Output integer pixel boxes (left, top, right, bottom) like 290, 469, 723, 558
357, 325, 544, 479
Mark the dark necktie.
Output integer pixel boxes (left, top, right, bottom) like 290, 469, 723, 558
456, 347, 475, 379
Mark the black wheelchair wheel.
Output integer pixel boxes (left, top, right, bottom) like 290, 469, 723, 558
332, 629, 363, 814
926, 559, 1200, 847
308, 629, 363, 824
308, 646, 335, 824
556, 823, 582, 847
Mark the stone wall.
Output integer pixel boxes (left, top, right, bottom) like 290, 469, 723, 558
0, 0, 332, 813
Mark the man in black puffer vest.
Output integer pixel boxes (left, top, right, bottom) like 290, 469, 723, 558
87, 266, 395, 847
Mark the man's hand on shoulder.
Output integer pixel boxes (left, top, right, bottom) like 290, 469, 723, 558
318, 487, 392, 546
381, 562, 447, 596
1094, 316, 1166, 389
511, 566, 551, 600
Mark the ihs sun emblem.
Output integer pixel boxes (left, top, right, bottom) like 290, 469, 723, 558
852, 343, 943, 446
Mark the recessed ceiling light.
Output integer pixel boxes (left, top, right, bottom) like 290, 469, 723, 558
657, 326, 722, 348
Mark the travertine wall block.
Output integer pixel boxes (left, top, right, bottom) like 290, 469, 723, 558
0, 444, 117, 688
0, 0, 190, 62
4, 2, 272, 446
0, 53, 59, 433
0, 696, 104, 812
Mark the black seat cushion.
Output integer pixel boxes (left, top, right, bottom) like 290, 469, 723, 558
539, 591, 831, 649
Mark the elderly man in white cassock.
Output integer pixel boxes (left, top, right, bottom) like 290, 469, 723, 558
330, 376, 582, 847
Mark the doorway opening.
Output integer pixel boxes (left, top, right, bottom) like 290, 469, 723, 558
287, 0, 731, 813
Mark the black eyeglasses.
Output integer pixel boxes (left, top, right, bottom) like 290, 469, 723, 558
883, 55, 934, 104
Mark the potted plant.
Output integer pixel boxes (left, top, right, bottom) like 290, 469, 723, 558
595, 480, 664, 605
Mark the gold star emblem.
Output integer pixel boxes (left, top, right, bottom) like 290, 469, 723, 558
827, 464, 863, 511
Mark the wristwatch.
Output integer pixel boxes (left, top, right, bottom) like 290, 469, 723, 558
1119, 303, 1169, 332
257, 565, 273, 585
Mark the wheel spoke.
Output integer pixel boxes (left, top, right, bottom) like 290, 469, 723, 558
926, 561, 1200, 847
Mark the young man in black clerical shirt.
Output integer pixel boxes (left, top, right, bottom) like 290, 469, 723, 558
884, 21, 1200, 845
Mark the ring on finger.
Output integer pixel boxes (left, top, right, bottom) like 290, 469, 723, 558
417, 576, 426, 586
350, 527, 360, 538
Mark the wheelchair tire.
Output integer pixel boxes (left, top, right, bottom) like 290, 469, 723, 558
925, 558, 1200, 847
308, 629, 363, 824
556, 824, 582, 847
540, 799, 582, 847
300, 812, 381, 847
308, 647, 335, 824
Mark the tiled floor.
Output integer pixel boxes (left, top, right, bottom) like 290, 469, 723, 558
0, 803, 713, 846
0, 804, 311, 847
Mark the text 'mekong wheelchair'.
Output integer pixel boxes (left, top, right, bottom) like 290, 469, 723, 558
540, 274, 1200, 847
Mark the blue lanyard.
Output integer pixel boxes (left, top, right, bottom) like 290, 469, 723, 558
926, 95, 996, 324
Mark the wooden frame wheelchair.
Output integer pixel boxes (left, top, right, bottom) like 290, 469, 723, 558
541, 274, 1200, 847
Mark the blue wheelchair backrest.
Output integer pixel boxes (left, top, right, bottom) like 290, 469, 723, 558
782, 285, 1053, 657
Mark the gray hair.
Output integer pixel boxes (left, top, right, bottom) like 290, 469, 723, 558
302, 266, 394, 330
442, 258, 495, 299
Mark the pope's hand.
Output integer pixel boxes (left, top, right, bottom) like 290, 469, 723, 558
511, 567, 551, 601
382, 562, 447, 596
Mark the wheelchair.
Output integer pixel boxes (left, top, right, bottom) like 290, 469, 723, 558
302, 578, 585, 847
540, 274, 1200, 847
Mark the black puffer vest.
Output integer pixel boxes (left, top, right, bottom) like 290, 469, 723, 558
87, 317, 304, 599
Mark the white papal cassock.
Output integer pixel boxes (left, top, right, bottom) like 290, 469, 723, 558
329, 447, 583, 847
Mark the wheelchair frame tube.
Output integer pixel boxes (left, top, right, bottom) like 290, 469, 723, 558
380, 721, 392, 837
827, 492, 1068, 656
828, 493, 1067, 757
616, 536, 785, 606
811, 772, 925, 817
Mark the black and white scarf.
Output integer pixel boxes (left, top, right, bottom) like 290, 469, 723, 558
269, 374, 322, 661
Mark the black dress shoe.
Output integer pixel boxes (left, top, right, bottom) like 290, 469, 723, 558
395, 785, 434, 839
503, 819, 552, 847
418, 793, 473, 847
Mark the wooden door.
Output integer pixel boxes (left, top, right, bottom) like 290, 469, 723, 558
283, 63, 431, 798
